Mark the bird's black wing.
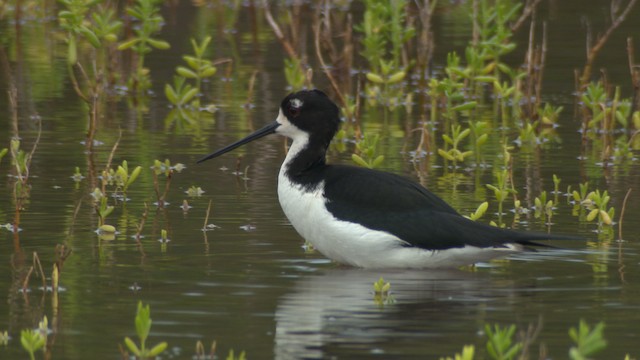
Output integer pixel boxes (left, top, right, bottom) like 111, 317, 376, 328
319, 165, 563, 250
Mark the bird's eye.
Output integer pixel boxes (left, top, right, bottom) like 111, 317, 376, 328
288, 106, 300, 117
288, 99, 303, 117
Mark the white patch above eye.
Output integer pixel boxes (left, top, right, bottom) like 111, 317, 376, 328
290, 98, 303, 109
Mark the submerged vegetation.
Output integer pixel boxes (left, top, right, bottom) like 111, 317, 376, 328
0, 0, 639, 358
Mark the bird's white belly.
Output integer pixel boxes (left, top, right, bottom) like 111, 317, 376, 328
276, 172, 518, 268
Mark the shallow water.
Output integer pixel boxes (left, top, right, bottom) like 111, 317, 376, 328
1, 1, 640, 359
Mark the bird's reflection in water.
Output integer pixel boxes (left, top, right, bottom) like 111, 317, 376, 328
274, 268, 518, 359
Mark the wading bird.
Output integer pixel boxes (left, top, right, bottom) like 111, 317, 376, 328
198, 89, 574, 268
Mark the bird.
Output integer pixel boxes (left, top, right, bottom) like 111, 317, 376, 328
197, 89, 574, 268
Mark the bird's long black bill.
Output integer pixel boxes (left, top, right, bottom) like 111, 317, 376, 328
196, 121, 280, 164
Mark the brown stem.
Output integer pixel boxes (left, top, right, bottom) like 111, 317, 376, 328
263, 1, 299, 61
628, 37, 640, 121
511, 0, 543, 33
313, 2, 349, 113
617, 188, 632, 241
580, 0, 639, 87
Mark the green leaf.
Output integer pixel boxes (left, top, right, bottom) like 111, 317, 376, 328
477, 133, 488, 146
118, 38, 140, 50
200, 67, 217, 77
165, 84, 179, 105
67, 36, 77, 65
124, 337, 141, 356
182, 88, 199, 104
372, 155, 385, 168
79, 26, 101, 48
451, 101, 477, 112
148, 342, 168, 356
387, 71, 406, 84
437, 149, 455, 161
366, 72, 385, 84
351, 154, 370, 168
177, 66, 198, 79
586, 209, 599, 222
148, 38, 170, 50
126, 166, 142, 189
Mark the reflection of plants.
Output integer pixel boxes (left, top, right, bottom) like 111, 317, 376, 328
123, 302, 168, 360
534, 191, 554, 225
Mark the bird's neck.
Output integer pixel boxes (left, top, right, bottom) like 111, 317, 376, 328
281, 134, 328, 181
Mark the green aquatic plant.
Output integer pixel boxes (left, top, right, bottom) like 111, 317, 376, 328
93, 188, 114, 227
486, 169, 516, 226
570, 182, 590, 205
58, 0, 103, 65
437, 52, 479, 122
165, 76, 199, 108
439, 320, 617, 360
584, 189, 615, 228
439, 345, 475, 360
0, 148, 8, 165
373, 277, 391, 295
534, 191, 554, 225
351, 133, 385, 169
356, 0, 414, 107
71, 166, 84, 183
569, 320, 607, 360
123, 301, 168, 360
0, 330, 8, 346
284, 58, 306, 91
356, 0, 414, 74
103, 160, 142, 199
485, 323, 522, 360
226, 349, 247, 360
473, 0, 520, 76
467, 202, 489, 221
118, 0, 170, 92
468, 120, 490, 164
438, 124, 473, 169
20, 328, 45, 360
165, 36, 217, 108
151, 159, 185, 208
20, 317, 48, 360
372, 276, 394, 307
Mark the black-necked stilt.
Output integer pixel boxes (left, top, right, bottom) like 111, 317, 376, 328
198, 89, 573, 268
